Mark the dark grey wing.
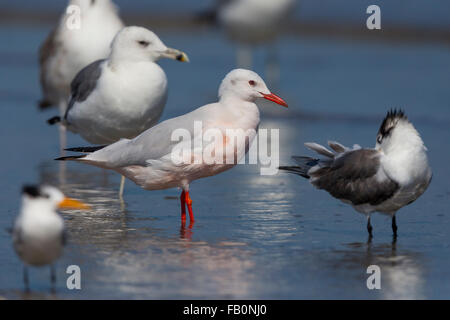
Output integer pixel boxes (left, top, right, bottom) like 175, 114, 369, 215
310, 149, 399, 206
64, 59, 105, 120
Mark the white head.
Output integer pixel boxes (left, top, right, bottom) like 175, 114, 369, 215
21, 185, 90, 212
375, 110, 426, 155
69, 0, 115, 11
109, 26, 189, 64
218, 69, 288, 107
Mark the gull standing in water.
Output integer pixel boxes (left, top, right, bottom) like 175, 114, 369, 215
280, 110, 432, 238
56, 69, 288, 225
48, 26, 190, 198
13, 185, 89, 291
39, 0, 124, 151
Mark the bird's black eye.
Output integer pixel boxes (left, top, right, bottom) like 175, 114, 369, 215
138, 40, 150, 47
91, 0, 96, 5
377, 135, 382, 144
249, 80, 256, 86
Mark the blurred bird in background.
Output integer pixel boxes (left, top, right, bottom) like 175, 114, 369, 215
198, 0, 296, 87
39, 0, 124, 151
13, 185, 89, 291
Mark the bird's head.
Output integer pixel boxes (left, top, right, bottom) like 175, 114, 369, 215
22, 185, 90, 211
375, 110, 425, 154
110, 26, 189, 64
218, 69, 288, 107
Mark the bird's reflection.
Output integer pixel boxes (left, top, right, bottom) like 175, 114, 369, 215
338, 240, 425, 299
180, 221, 195, 240
32, 161, 257, 298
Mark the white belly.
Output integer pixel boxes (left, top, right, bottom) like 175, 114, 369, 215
68, 62, 168, 144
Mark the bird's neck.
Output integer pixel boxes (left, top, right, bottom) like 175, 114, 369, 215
21, 200, 56, 219
219, 96, 260, 130
108, 55, 155, 72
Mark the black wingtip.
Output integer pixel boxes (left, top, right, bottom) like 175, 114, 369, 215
64, 145, 107, 153
47, 116, 61, 125
278, 166, 310, 179
55, 155, 86, 161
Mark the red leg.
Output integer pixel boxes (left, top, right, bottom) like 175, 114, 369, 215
185, 191, 194, 222
180, 190, 186, 224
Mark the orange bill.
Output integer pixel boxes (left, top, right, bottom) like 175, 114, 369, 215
58, 197, 91, 210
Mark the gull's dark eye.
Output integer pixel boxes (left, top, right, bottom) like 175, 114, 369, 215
138, 40, 150, 47
249, 80, 256, 86
377, 135, 382, 144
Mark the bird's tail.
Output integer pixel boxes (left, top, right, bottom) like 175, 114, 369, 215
279, 156, 319, 179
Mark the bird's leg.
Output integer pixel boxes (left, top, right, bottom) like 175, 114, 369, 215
366, 215, 373, 238
58, 100, 67, 156
50, 264, 56, 292
392, 214, 398, 239
185, 191, 194, 223
180, 190, 186, 224
23, 265, 29, 292
119, 175, 126, 199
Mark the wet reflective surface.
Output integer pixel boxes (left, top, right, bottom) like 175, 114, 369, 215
0, 21, 450, 299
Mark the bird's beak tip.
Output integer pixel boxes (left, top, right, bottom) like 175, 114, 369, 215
177, 52, 189, 63
261, 92, 288, 108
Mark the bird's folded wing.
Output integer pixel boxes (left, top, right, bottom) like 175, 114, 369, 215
64, 59, 106, 119
86, 104, 220, 167
310, 149, 399, 206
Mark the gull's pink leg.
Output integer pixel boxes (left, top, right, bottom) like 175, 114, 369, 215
185, 191, 194, 223
180, 190, 186, 224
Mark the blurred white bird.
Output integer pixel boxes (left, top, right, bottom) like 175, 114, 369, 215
39, 0, 124, 149
13, 185, 89, 291
48, 26, 189, 197
56, 69, 288, 225
199, 0, 296, 83
280, 110, 432, 238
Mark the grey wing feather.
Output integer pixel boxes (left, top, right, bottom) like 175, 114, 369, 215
327, 141, 348, 153
64, 59, 105, 120
304, 142, 335, 158
280, 156, 319, 178
310, 149, 399, 206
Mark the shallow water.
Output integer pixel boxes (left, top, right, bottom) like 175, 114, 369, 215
0, 19, 450, 299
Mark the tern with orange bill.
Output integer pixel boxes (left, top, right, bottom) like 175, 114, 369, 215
13, 185, 90, 291
56, 69, 288, 225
